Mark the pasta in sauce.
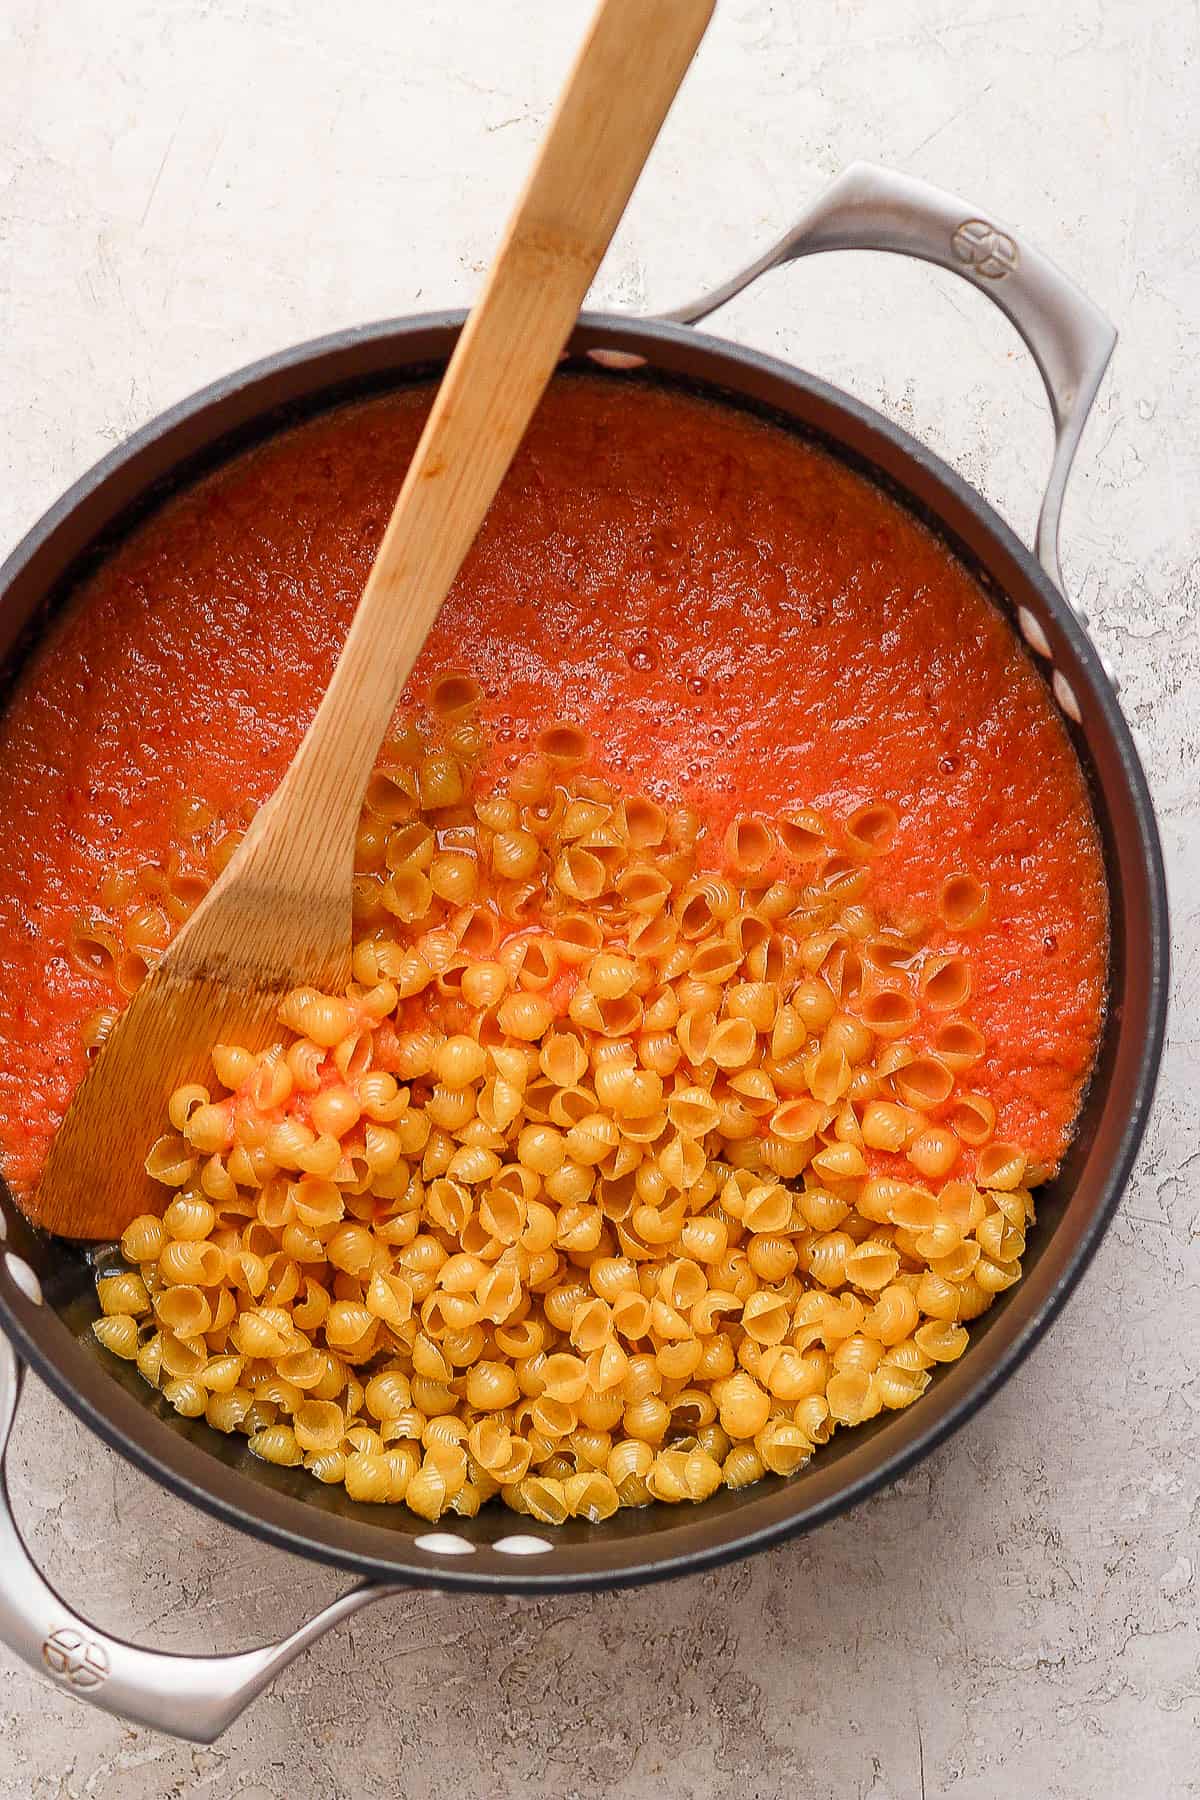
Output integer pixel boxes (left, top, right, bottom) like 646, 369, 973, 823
0, 376, 1108, 1521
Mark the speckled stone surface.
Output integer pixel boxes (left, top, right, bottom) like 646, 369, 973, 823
0, 1, 1196, 1794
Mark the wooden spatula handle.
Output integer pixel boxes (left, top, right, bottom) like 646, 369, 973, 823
256, 0, 715, 883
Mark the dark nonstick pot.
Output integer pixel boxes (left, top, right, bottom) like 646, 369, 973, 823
0, 166, 1168, 1741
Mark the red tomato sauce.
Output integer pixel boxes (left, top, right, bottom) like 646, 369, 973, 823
0, 376, 1107, 1198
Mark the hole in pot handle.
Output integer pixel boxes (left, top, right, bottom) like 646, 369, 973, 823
0, 1334, 400, 1742
663, 161, 1117, 649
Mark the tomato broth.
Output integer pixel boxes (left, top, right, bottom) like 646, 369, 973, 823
0, 376, 1107, 1196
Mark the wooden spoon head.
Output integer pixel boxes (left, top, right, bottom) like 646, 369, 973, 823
30, 866, 353, 1241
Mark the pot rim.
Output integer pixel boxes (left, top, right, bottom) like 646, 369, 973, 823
0, 309, 1170, 1591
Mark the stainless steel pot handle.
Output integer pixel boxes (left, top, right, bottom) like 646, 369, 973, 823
0, 1334, 398, 1741
665, 160, 1117, 634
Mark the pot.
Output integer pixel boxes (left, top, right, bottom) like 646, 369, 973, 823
0, 165, 1169, 1741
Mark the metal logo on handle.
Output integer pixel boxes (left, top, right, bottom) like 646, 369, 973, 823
951, 218, 1019, 280
42, 1627, 110, 1689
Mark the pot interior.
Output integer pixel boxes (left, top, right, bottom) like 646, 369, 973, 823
0, 320, 1167, 1585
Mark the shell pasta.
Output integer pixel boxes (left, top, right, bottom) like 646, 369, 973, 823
92, 696, 1040, 1523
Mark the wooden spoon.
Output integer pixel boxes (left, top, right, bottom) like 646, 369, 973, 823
31, 0, 714, 1239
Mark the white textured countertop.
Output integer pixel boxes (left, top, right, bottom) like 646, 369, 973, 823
0, 2, 1196, 1794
